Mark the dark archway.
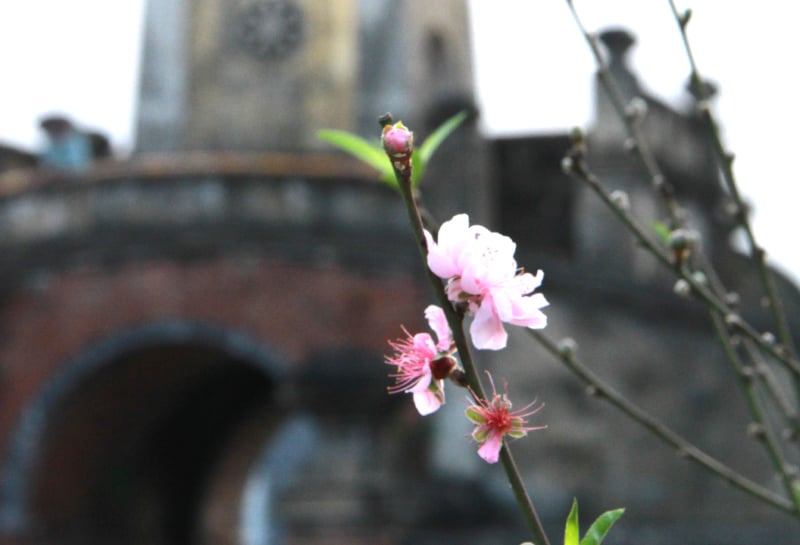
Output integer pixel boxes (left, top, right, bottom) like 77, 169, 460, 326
0, 320, 286, 545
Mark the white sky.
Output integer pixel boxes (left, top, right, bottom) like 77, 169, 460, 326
0, 1, 799, 280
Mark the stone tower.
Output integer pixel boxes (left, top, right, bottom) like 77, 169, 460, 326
135, 0, 477, 153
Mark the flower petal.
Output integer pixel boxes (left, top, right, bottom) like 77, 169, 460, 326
424, 305, 453, 351
413, 388, 443, 415
425, 214, 471, 280
477, 432, 503, 463
469, 294, 508, 350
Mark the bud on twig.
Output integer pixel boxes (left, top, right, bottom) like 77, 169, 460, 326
691, 271, 707, 286
724, 292, 741, 308
625, 97, 648, 122
673, 279, 691, 298
669, 228, 698, 268
747, 422, 767, 442
609, 190, 630, 211
680, 8, 692, 28
381, 115, 414, 179
558, 337, 578, 358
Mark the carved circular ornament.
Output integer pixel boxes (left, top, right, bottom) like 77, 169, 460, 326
233, 0, 305, 63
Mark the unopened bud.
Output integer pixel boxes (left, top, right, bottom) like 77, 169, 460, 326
747, 422, 766, 441
725, 313, 743, 329
625, 97, 648, 121
691, 271, 707, 286
669, 228, 698, 267
558, 337, 577, 358
680, 8, 692, 28
761, 332, 776, 346
724, 292, 740, 308
610, 190, 630, 211
561, 156, 574, 174
382, 121, 414, 159
669, 228, 697, 252
674, 279, 691, 298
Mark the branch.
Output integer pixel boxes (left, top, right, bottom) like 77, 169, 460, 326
666, 0, 799, 391
527, 329, 796, 514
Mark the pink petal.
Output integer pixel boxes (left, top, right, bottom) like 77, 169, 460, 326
413, 389, 443, 415
424, 305, 453, 351
470, 297, 508, 350
477, 432, 503, 463
406, 363, 432, 393
508, 293, 549, 329
425, 230, 460, 279
425, 215, 473, 280
411, 333, 437, 358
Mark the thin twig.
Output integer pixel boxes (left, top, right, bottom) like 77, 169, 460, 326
709, 311, 800, 510
528, 329, 796, 514
565, 0, 682, 227
563, 150, 800, 378
741, 338, 800, 436
666, 0, 799, 389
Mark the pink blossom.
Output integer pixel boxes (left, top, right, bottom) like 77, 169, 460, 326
386, 306, 455, 415
424, 214, 548, 350
465, 375, 546, 464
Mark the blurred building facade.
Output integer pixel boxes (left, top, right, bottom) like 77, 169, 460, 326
0, 2, 799, 545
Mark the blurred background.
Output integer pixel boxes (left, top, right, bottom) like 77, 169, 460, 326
0, 1, 799, 544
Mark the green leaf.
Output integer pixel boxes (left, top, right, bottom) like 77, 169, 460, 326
580, 508, 625, 545
414, 110, 469, 186
411, 150, 424, 186
317, 129, 397, 188
652, 221, 671, 244
564, 499, 580, 545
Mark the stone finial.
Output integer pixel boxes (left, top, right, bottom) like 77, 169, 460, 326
598, 28, 635, 67
597, 28, 639, 99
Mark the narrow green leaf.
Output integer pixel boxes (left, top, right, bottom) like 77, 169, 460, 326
411, 151, 424, 186
317, 129, 397, 187
417, 110, 469, 167
564, 499, 580, 545
579, 508, 625, 545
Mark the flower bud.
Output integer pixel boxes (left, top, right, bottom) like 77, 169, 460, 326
625, 97, 648, 122
609, 190, 630, 211
691, 271, 707, 286
382, 121, 414, 159
673, 279, 691, 298
558, 337, 577, 358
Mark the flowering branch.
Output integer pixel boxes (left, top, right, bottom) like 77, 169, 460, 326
380, 114, 553, 545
